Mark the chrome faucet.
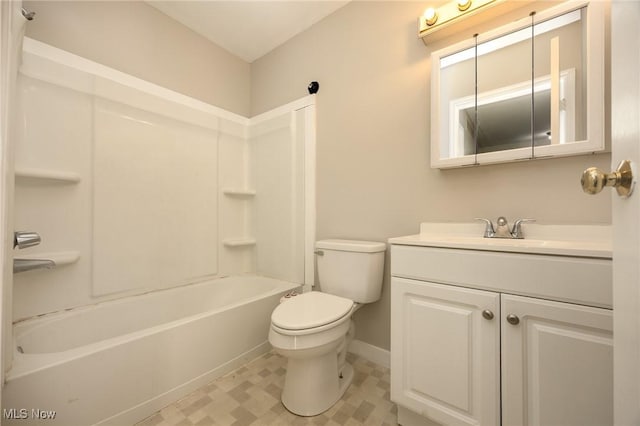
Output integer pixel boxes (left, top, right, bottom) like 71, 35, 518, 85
475, 217, 535, 239
14, 231, 41, 249
12, 231, 57, 273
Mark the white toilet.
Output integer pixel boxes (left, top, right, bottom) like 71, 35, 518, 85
268, 239, 386, 416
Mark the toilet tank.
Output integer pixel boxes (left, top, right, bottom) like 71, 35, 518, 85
315, 239, 386, 303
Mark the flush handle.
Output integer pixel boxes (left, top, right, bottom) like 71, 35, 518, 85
581, 160, 634, 198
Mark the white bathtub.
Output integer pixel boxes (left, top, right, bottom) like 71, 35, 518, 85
2, 275, 299, 425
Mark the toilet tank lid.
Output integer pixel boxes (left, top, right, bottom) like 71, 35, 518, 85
316, 239, 386, 253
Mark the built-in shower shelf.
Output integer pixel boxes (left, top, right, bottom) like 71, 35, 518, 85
15, 167, 81, 183
16, 251, 80, 266
223, 238, 256, 247
222, 188, 256, 197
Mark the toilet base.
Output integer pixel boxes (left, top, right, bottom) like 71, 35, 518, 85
338, 363, 354, 400
281, 354, 354, 417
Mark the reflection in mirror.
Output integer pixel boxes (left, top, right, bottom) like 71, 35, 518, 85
438, 46, 476, 158
476, 24, 532, 156
453, 72, 575, 153
534, 8, 585, 147
459, 89, 545, 153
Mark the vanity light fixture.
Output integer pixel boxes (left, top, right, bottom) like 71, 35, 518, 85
419, 0, 498, 40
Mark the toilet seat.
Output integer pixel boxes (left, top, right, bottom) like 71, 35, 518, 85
271, 291, 353, 333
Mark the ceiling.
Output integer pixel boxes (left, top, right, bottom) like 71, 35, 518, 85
147, 1, 351, 63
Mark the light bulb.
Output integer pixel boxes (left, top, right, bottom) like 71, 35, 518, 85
423, 7, 438, 26
457, 0, 472, 11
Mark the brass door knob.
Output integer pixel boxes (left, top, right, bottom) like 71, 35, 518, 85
581, 160, 634, 198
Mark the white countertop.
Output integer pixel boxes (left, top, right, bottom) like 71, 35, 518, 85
388, 223, 612, 259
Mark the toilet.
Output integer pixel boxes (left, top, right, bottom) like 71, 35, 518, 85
268, 239, 386, 416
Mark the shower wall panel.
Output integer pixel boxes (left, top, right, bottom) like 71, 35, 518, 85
218, 119, 255, 276
92, 98, 218, 296
13, 75, 93, 320
250, 110, 305, 284
13, 39, 230, 320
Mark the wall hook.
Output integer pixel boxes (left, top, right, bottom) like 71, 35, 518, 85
308, 81, 319, 94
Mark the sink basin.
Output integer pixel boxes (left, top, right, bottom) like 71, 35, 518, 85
388, 222, 612, 258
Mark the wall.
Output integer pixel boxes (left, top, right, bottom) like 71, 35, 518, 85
251, 1, 612, 351
23, 1, 251, 116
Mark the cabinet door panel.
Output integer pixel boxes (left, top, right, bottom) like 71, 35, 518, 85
501, 294, 613, 426
391, 278, 500, 426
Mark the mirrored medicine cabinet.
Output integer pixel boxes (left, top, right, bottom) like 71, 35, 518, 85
430, 1, 605, 169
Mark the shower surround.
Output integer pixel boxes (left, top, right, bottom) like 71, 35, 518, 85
3, 38, 315, 424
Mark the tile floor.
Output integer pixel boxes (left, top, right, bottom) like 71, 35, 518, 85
136, 351, 397, 426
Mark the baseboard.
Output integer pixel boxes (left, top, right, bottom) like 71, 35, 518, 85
347, 339, 390, 368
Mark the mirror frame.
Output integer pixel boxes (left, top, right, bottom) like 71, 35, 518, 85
430, 0, 605, 169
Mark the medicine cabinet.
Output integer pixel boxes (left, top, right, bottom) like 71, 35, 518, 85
430, 1, 605, 168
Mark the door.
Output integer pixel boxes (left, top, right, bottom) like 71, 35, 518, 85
611, 1, 640, 424
501, 294, 613, 426
390, 277, 500, 426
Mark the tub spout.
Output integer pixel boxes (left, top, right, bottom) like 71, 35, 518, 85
13, 258, 55, 274
14, 231, 41, 249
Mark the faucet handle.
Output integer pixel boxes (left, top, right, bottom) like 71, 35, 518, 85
475, 218, 495, 238
511, 218, 535, 239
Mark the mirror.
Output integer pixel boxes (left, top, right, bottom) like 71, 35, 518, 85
430, 1, 605, 168
476, 24, 533, 156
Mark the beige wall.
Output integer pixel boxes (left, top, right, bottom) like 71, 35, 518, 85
251, 1, 612, 351
23, 1, 251, 116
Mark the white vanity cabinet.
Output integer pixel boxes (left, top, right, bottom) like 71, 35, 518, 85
389, 240, 613, 426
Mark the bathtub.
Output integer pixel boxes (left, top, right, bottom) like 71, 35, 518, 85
2, 275, 299, 425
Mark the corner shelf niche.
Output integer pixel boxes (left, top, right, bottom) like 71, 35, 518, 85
223, 238, 256, 248
15, 167, 81, 184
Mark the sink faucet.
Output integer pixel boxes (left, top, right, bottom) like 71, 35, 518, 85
475, 217, 535, 239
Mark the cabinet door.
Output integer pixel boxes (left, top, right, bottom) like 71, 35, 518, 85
501, 294, 613, 426
391, 277, 500, 426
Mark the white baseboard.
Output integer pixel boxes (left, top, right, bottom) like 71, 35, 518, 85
348, 339, 390, 368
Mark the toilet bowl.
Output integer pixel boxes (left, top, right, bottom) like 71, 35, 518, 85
269, 291, 356, 416
268, 239, 386, 416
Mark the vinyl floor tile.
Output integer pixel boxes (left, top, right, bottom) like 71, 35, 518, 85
136, 351, 397, 426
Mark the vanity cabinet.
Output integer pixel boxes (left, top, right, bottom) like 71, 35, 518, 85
390, 243, 613, 426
